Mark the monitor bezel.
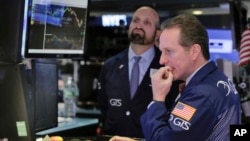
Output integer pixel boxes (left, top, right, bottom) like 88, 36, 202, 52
22, 0, 90, 59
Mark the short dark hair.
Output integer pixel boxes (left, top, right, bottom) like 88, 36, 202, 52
161, 14, 210, 60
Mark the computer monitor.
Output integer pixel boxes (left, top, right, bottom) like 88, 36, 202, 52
22, 0, 90, 59
207, 28, 239, 64
31, 59, 58, 132
0, 64, 34, 141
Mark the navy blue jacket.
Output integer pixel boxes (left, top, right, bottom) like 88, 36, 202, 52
97, 47, 180, 138
141, 61, 242, 141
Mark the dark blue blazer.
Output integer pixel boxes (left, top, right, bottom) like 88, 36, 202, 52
97, 46, 180, 138
141, 61, 242, 141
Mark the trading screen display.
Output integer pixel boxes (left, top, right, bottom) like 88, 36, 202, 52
24, 0, 89, 58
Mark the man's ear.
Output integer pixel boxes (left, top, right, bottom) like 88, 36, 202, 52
155, 30, 162, 47
191, 44, 201, 59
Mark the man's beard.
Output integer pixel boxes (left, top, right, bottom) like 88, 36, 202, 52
128, 29, 156, 45
129, 33, 145, 44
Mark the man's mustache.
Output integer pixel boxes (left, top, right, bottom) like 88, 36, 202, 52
132, 28, 144, 33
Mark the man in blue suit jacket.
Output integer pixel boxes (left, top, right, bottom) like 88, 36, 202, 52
97, 6, 181, 138
140, 14, 242, 141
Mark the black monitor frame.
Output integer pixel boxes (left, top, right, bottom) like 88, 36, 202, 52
0, 64, 34, 141
0, 0, 25, 63
22, 0, 90, 59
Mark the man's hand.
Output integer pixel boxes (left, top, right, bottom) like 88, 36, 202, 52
109, 136, 137, 141
151, 66, 173, 101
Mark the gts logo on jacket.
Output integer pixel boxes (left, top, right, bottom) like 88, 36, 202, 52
169, 114, 191, 130
109, 99, 122, 106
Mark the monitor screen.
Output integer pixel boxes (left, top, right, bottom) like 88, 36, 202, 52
31, 59, 58, 132
207, 28, 239, 63
207, 28, 233, 53
23, 0, 89, 59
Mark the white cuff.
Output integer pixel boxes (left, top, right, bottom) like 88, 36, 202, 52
147, 101, 155, 109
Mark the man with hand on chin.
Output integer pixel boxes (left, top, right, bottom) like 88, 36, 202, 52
140, 14, 241, 141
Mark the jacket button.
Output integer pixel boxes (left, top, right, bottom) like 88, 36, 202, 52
126, 111, 130, 116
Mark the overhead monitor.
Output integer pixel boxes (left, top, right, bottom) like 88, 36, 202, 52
22, 0, 90, 59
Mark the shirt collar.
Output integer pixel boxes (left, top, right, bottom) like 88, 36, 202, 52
128, 45, 155, 62
185, 61, 210, 85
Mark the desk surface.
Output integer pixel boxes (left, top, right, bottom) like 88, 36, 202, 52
36, 118, 98, 136
76, 107, 101, 115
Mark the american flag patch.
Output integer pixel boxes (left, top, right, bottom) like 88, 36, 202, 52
172, 102, 196, 121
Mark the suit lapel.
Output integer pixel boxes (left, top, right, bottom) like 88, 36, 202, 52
116, 50, 131, 100
133, 47, 163, 99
